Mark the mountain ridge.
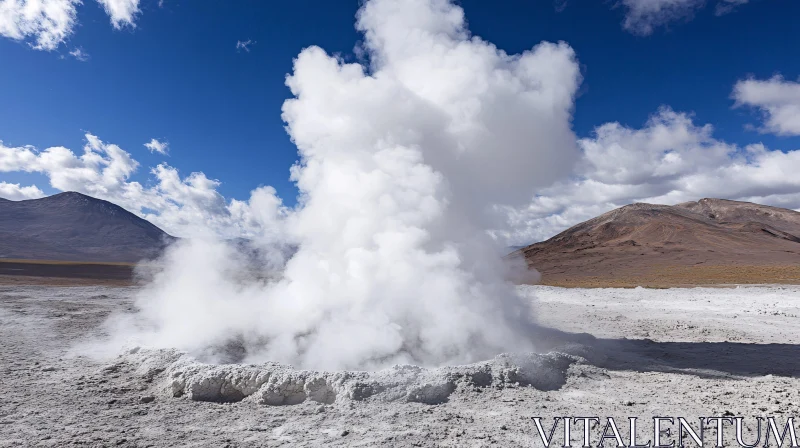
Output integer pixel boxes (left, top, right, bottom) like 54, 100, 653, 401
517, 198, 800, 287
0, 191, 174, 263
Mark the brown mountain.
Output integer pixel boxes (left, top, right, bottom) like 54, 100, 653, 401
0, 192, 174, 263
516, 198, 800, 287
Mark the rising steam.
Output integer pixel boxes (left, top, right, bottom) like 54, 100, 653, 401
109, 0, 582, 370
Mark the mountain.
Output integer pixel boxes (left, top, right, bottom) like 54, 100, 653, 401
0, 192, 174, 263
515, 198, 800, 287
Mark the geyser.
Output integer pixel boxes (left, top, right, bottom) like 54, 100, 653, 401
108, 0, 582, 370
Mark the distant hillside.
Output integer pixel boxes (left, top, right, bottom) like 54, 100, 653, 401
0, 192, 174, 263
516, 198, 800, 287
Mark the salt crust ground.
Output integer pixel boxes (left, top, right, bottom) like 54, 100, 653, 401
1, 285, 800, 447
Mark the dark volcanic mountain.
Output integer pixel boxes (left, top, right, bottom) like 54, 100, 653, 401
0, 192, 174, 263
516, 198, 800, 287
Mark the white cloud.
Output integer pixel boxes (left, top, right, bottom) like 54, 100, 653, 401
144, 138, 168, 155
504, 106, 800, 245
0, 181, 45, 200
0, 0, 80, 50
620, 0, 704, 35
733, 75, 800, 136
0, 134, 283, 238
0, 0, 142, 50
236, 39, 254, 52
619, 0, 750, 35
715, 0, 748, 15
95, 0, 139, 29
69, 46, 88, 61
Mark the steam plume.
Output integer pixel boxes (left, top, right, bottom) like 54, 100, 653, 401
110, 0, 582, 370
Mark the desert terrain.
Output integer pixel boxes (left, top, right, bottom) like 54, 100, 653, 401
2, 194, 799, 447
0, 260, 135, 286
1, 283, 799, 447
2, 0, 797, 446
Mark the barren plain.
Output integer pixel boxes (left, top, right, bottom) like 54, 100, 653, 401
1, 284, 799, 447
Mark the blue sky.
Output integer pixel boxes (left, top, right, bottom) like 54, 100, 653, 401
2, 0, 800, 242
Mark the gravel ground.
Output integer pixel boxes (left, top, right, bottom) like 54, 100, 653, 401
1, 284, 799, 447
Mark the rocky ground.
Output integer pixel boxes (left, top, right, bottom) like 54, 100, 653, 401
1, 284, 799, 447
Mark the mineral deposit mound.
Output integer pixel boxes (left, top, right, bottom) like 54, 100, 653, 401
112, 344, 592, 406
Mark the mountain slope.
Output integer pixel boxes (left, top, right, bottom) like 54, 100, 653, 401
675, 198, 800, 236
516, 198, 800, 287
0, 192, 174, 262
